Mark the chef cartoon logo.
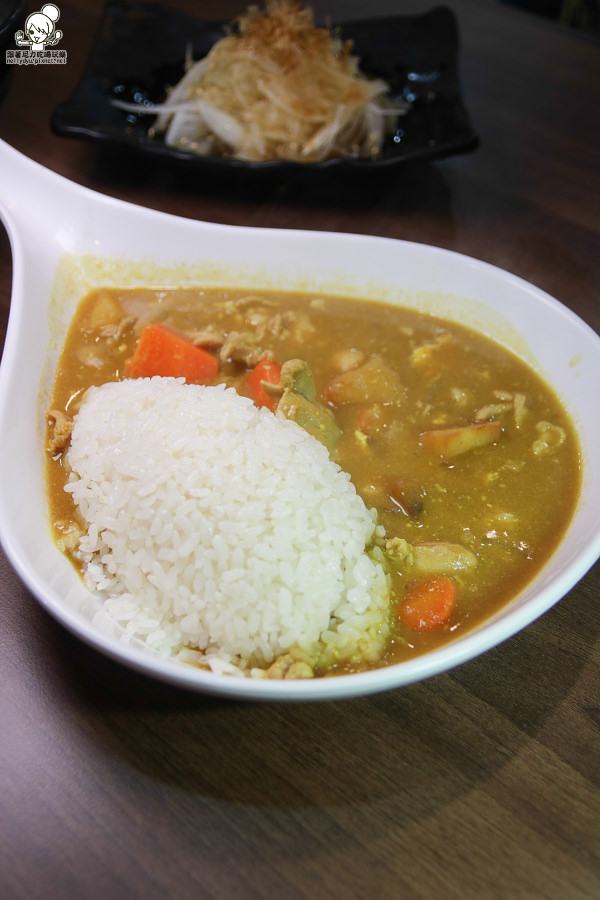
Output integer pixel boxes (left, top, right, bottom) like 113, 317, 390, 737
7, 3, 67, 64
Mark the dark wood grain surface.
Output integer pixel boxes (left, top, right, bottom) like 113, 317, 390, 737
1, 2, 599, 897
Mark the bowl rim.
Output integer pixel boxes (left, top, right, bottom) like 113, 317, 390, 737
0, 140, 599, 701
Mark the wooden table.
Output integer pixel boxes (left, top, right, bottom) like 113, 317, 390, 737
1, 1, 599, 897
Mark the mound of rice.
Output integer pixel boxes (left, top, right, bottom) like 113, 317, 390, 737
64, 377, 391, 677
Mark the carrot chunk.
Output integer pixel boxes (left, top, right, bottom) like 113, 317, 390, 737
246, 358, 282, 410
124, 323, 219, 383
399, 575, 456, 631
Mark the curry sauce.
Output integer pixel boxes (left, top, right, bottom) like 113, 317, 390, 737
46, 287, 581, 668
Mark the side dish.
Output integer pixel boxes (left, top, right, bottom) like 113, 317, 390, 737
46, 287, 580, 679
113, 0, 403, 162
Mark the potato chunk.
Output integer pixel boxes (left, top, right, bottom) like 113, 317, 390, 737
413, 541, 478, 574
325, 355, 403, 406
420, 421, 501, 459
88, 291, 123, 329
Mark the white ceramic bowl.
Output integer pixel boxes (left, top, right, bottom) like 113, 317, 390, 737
1, 138, 599, 701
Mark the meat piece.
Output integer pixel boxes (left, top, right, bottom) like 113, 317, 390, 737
219, 331, 271, 367
97, 315, 136, 342
532, 421, 566, 456
74, 345, 107, 369
46, 409, 73, 455
229, 294, 279, 310
186, 327, 225, 349
474, 402, 513, 422
409, 332, 453, 366
384, 537, 415, 567
288, 313, 316, 344
474, 390, 529, 428
512, 392, 528, 428
53, 520, 83, 554
265, 652, 314, 679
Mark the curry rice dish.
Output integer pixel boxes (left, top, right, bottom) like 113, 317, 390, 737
46, 287, 580, 679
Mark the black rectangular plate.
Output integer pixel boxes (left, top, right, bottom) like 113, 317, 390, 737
51, 1, 479, 178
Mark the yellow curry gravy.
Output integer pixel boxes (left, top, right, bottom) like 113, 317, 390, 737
46, 287, 581, 670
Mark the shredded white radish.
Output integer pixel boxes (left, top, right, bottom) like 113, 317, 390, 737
113, 0, 407, 162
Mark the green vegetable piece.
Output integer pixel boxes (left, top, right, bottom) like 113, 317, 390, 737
276, 359, 340, 452
277, 390, 340, 452
280, 358, 317, 401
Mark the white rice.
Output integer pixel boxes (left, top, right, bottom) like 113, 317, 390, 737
64, 377, 391, 677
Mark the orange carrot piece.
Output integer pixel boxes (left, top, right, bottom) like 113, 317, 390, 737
124, 323, 219, 383
356, 404, 384, 436
399, 575, 456, 631
246, 358, 282, 411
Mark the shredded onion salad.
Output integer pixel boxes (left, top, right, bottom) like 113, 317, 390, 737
113, 1, 406, 163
